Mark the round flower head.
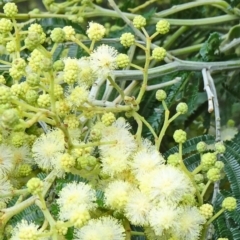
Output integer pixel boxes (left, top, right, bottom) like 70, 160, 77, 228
67, 85, 89, 108
10, 220, 46, 240
0, 177, 13, 203
77, 57, 96, 86
175, 206, 206, 240
90, 44, 118, 80
12, 145, 33, 166
87, 22, 106, 41
125, 189, 152, 226
74, 216, 125, 240
99, 118, 137, 176
131, 146, 165, 180
104, 180, 133, 211
0, 144, 14, 176
149, 165, 194, 204
57, 181, 96, 221
32, 129, 65, 170
148, 204, 180, 236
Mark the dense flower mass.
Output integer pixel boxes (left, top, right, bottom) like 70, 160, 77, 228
0, 1, 235, 240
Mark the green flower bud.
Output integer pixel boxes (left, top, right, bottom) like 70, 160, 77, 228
55, 221, 68, 235
215, 161, 225, 170
156, 19, 170, 34
26, 89, 38, 104
86, 22, 106, 41
0, 19, 13, 33
222, 197, 237, 211
60, 153, 75, 171
18, 164, 32, 177
53, 60, 64, 71
64, 114, 79, 129
116, 53, 130, 68
133, 15, 146, 29
50, 28, 65, 43
37, 94, 51, 108
173, 129, 187, 143
215, 142, 226, 154
196, 141, 207, 153
176, 102, 188, 114
201, 152, 217, 170
63, 26, 75, 40
156, 89, 167, 101
101, 112, 116, 126
0, 108, 19, 128
3, 3, 18, 18
167, 153, 179, 166
207, 167, 221, 182
152, 47, 166, 61
26, 73, 40, 86
120, 33, 135, 47
194, 173, 204, 183
27, 177, 43, 195
199, 203, 213, 219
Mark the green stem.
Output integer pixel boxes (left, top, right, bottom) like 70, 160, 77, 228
131, 231, 145, 236
128, 0, 157, 13
192, 165, 202, 175
201, 180, 212, 199
155, 0, 231, 17
132, 112, 143, 145
133, 112, 158, 140
136, 36, 151, 104
163, 26, 189, 50
155, 100, 169, 149
71, 37, 90, 54
179, 143, 203, 206
169, 43, 203, 56
107, 76, 125, 101
201, 208, 225, 239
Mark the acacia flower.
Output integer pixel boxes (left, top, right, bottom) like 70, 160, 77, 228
175, 206, 206, 240
131, 147, 165, 179
57, 181, 96, 221
10, 220, 46, 240
32, 129, 65, 170
74, 216, 125, 240
90, 44, 118, 80
0, 144, 14, 176
149, 165, 195, 205
0, 177, 13, 203
125, 189, 152, 226
99, 118, 137, 176
104, 180, 133, 211
148, 204, 179, 236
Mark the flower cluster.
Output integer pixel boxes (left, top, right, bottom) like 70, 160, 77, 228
0, 2, 235, 240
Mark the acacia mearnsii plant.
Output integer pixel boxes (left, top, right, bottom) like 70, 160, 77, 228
1, 0, 240, 239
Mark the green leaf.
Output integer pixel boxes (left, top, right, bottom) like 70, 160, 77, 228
222, 141, 240, 198
199, 32, 221, 61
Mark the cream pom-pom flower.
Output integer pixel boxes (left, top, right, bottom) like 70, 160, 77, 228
175, 206, 206, 240
124, 189, 152, 226
149, 165, 195, 205
57, 181, 96, 221
90, 44, 118, 80
74, 216, 125, 240
99, 118, 137, 176
32, 129, 65, 170
0, 144, 14, 176
104, 180, 133, 211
